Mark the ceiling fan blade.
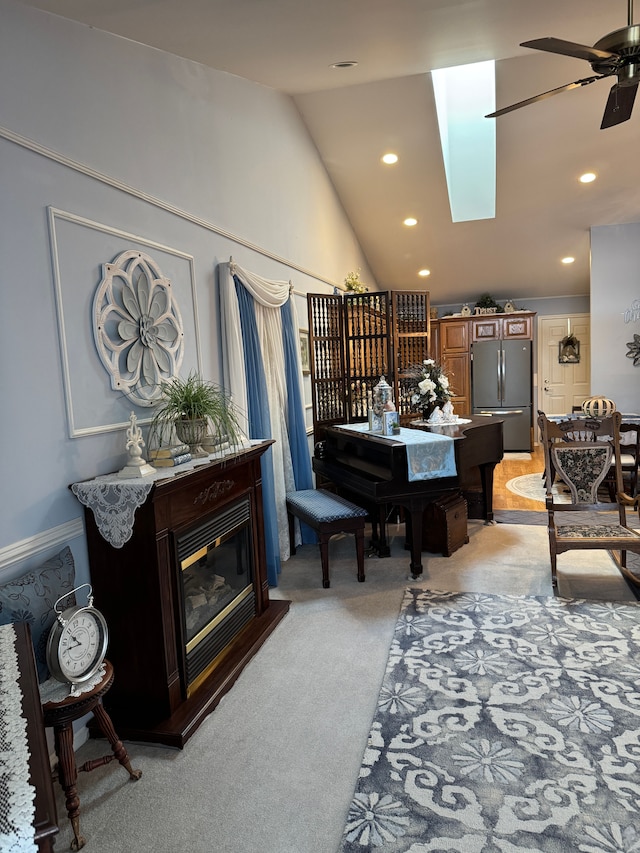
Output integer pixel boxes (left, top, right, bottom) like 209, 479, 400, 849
601, 82, 638, 128
521, 37, 619, 63
486, 75, 606, 118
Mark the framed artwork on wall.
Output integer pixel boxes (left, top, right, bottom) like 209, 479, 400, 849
299, 329, 310, 375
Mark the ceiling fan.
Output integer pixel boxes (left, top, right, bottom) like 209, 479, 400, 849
487, 0, 640, 128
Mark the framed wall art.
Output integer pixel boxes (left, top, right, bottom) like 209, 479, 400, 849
299, 329, 310, 375
49, 208, 202, 437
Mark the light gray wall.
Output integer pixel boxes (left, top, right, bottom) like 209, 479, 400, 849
591, 223, 640, 413
0, 0, 373, 584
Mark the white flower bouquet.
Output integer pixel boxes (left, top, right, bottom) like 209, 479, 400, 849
410, 359, 452, 407
344, 269, 368, 293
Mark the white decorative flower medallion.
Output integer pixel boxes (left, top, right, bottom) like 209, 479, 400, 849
93, 250, 184, 406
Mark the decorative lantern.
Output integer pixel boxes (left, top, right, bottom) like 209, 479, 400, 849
369, 376, 395, 433
581, 396, 616, 418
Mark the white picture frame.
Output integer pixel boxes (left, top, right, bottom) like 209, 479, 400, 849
48, 207, 202, 437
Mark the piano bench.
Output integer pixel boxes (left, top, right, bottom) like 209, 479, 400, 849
286, 489, 368, 588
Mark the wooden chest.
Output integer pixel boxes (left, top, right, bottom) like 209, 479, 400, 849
422, 492, 469, 557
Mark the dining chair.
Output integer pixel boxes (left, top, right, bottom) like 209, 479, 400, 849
537, 410, 640, 592
537, 409, 617, 496
619, 422, 640, 497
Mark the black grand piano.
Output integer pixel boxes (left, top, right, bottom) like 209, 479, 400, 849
312, 416, 503, 578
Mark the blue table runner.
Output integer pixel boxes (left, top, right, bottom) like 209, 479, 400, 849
336, 424, 457, 482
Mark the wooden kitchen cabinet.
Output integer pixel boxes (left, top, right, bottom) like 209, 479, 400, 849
433, 311, 535, 421
435, 317, 471, 415
440, 319, 469, 352
503, 313, 533, 339
472, 312, 533, 342
442, 351, 470, 413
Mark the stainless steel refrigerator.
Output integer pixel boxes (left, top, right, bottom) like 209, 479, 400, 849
471, 339, 532, 451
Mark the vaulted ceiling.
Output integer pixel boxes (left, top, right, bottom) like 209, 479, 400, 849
18, 0, 640, 304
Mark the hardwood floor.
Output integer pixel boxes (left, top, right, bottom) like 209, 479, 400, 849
493, 445, 545, 511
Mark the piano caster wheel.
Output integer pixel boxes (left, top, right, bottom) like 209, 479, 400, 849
484, 519, 497, 526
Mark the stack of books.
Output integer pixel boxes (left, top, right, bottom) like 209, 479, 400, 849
148, 443, 192, 467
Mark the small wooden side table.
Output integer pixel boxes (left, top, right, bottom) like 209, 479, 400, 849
42, 660, 142, 851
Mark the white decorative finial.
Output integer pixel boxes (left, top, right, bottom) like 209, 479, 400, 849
118, 411, 156, 478
125, 412, 144, 459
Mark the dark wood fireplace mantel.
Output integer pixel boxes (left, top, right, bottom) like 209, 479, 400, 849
78, 440, 289, 748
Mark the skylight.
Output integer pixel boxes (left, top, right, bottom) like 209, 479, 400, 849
431, 61, 496, 223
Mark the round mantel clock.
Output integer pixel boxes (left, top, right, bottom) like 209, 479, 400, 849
46, 584, 109, 685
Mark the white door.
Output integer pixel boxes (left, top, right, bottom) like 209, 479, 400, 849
538, 314, 590, 416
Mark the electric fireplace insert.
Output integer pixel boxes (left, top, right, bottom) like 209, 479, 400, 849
177, 497, 255, 694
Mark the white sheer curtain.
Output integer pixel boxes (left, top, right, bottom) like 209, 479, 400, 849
219, 259, 304, 561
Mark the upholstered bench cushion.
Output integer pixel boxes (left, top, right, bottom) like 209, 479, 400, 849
557, 523, 640, 539
286, 490, 368, 523
286, 489, 367, 588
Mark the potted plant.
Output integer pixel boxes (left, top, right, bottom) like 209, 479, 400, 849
474, 293, 504, 314
148, 371, 244, 458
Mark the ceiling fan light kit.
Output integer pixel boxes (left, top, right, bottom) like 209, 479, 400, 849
487, 1, 640, 128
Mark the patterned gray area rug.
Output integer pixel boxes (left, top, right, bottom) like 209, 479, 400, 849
339, 589, 640, 852
495, 509, 640, 529
494, 509, 546, 525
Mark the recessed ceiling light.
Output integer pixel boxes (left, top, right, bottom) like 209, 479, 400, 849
404, 217, 418, 227
330, 60, 358, 69
579, 172, 597, 183
382, 153, 398, 165
561, 256, 575, 264
418, 269, 431, 277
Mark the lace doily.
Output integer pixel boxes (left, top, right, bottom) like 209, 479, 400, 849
412, 417, 472, 426
71, 477, 154, 548
0, 624, 38, 853
38, 664, 107, 705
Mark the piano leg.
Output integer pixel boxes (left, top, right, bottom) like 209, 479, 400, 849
374, 505, 391, 557
404, 501, 425, 578
479, 462, 497, 523
364, 504, 391, 558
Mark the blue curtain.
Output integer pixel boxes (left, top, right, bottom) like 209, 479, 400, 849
281, 300, 316, 544
234, 278, 281, 585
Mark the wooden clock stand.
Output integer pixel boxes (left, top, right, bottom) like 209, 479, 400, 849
42, 661, 141, 851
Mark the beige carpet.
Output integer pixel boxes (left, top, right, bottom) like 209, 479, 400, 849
50, 521, 637, 853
